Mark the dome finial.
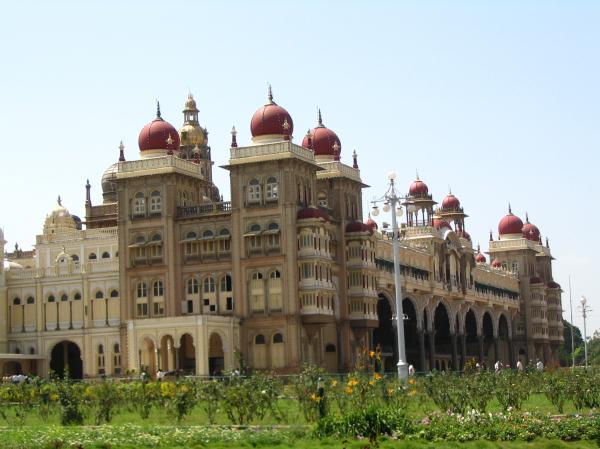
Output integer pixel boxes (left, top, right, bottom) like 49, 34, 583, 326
416, 169, 419, 180
508, 202, 512, 214
352, 150, 358, 169
489, 229, 493, 241
305, 130, 313, 150
57, 195, 62, 206
525, 211, 529, 223
156, 100, 162, 119
230, 126, 238, 148
332, 142, 340, 161
317, 108, 323, 126
448, 185, 452, 195
166, 134, 174, 155
477, 242, 481, 252
118, 140, 125, 162
267, 84, 273, 104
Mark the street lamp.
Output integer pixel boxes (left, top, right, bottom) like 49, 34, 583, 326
371, 170, 408, 381
580, 296, 591, 368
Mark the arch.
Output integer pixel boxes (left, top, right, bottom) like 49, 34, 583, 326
139, 336, 157, 377
208, 333, 224, 375
179, 333, 196, 374
95, 291, 104, 299
203, 229, 214, 238
271, 332, 285, 368
89, 253, 97, 260
60, 293, 68, 302
50, 341, 82, 379
109, 289, 119, 298
219, 228, 231, 236
247, 178, 261, 203
12, 297, 21, 305
187, 277, 199, 294
101, 251, 110, 259
47, 294, 56, 303
26, 296, 34, 304
498, 312, 512, 338
267, 222, 279, 231
255, 334, 266, 344
153, 280, 164, 297
186, 231, 197, 239
150, 190, 162, 213
253, 333, 267, 369
402, 297, 420, 368
133, 191, 146, 215
159, 335, 176, 371
372, 293, 398, 372
249, 223, 261, 233
433, 302, 452, 370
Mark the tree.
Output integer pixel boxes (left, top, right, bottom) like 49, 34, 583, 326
587, 330, 600, 366
558, 320, 584, 366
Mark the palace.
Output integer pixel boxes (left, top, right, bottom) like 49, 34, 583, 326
0, 89, 564, 378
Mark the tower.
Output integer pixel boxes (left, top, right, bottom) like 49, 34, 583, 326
0, 228, 8, 352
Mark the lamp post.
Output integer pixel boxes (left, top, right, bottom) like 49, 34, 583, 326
371, 171, 408, 381
580, 296, 591, 368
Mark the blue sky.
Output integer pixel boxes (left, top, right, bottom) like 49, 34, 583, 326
1, 0, 598, 334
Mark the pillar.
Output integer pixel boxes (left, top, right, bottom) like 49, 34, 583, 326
450, 333, 458, 371
428, 330, 435, 371
478, 335, 484, 364
460, 334, 467, 371
418, 328, 426, 372
494, 338, 500, 364
508, 339, 516, 369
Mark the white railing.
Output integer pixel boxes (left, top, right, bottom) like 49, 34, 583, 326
118, 156, 202, 178
317, 161, 362, 182
230, 141, 315, 163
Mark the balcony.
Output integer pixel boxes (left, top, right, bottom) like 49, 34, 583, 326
176, 201, 232, 219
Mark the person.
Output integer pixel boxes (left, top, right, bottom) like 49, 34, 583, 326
516, 360, 524, 371
408, 364, 415, 376
494, 360, 501, 372
536, 359, 544, 371
475, 362, 481, 371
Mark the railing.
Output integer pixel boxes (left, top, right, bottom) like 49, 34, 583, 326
317, 161, 362, 182
176, 202, 232, 218
118, 155, 202, 178
230, 141, 315, 163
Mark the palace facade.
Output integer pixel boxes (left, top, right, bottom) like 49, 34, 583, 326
0, 89, 564, 377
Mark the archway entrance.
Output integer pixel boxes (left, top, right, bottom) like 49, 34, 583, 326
208, 333, 223, 375
179, 334, 196, 374
373, 294, 397, 372
465, 309, 478, 365
50, 341, 82, 379
140, 337, 157, 377
433, 303, 451, 371
498, 315, 510, 365
482, 312, 494, 367
402, 298, 419, 369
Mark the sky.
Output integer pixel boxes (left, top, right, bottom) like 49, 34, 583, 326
1, 0, 598, 334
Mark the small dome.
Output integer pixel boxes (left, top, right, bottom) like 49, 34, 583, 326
250, 87, 293, 140
491, 259, 502, 268
184, 93, 198, 112
43, 197, 78, 234
365, 215, 378, 231
522, 214, 540, 241
3, 259, 23, 271
179, 123, 206, 147
547, 281, 561, 289
297, 207, 329, 221
498, 208, 524, 235
101, 163, 118, 204
138, 104, 180, 153
441, 193, 460, 210
432, 217, 452, 230
456, 229, 471, 241
408, 178, 428, 196
302, 110, 341, 158
345, 221, 373, 234
475, 252, 486, 263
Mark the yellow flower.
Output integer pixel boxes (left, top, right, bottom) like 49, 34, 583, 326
369, 380, 375, 386
180, 385, 189, 394
345, 387, 354, 395
387, 388, 395, 395
331, 380, 338, 387
347, 378, 359, 387
373, 373, 382, 380
369, 350, 376, 358
408, 389, 416, 396
408, 378, 416, 385
84, 387, 93, 398
310, 393, 321, 402
50, 393, 59, 402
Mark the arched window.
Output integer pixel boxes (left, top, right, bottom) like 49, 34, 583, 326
89, 253, 97, 260
186, 231, 197, 240
95, 291, 104, 299
29, 347, 35, 355
325, 344, 336, 353
270, 270, 281, 279
203, 230, 214, 238
73, 292, 82, 301
266, 177, 278, 201
133, 192, 146, 216
113, 343, 121, 375
268, 270, 282, 311
110, 289, 119, 298
255, 334, 266, 344
102, 251, 110, 259
150, 234, 162, 258
61, 294, 68, 302
47, 295, 55, 303
13, 297, 21, 305
97, 344, 105, 375
152, 233, 162, 242
250, 272, 264, 312
267, 222, 279, 231
203, 277, 216, 293
219, 228, 230, 236
150, 190, 162, 213
153, 280, 164, 297
250, 224, 261, 233
187, 278, 199, 294
71, 254, 79, 262
220, 274, 232, 292
273, 333, 283, 343
136, 282, 147, 298
247, 178, 261, 203
26, 296, 34, 304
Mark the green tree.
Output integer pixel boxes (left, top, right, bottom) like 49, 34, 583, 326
587, 330, 600, 366
559, 320, 584, 366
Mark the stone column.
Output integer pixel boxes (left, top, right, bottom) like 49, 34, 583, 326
494, 339, 500, 365
478, 335, 484, 364
428, 330, 435, 371
450, 333, 458, 371
508, 339, 516, 369
460, 334, 467, 371
418, 328, 426, 372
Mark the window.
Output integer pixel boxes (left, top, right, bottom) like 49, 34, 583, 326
61, 294, 68, 302
133, 192, 146, 216
186, 231, 197, 239
113, 343, 121, 375
266, 177, 278, 201
73, 293, 82, 301
153, 281, 164, 297
202, 230, 214, 253
89, 253, 97, 260
26, 296, 34, 304
153, 301, 164, 316
110, 290, 119, 298
97, 344, 105, 375
13, 297, 21, 305
203, 277, 216, 293
72, 254, 79, 262
187, 278, 199, 294
136, 282, 147, 298
220, 274, 232, 292
203, 230, 214, 238
325, 344, 336, 353
250, 272, 264, 312
95, 291, 104, 299
255, 334, 266, 344
226, 297, 233, 311
219, 228, 230, 237
150, 234, 162, 258
47, 295, 55, 303
247, 179, 261, 203
150, 190, 162, 213
134, 235, 147, 259
268, 270, 282, 311
273, 333, 283, 343
101, 252, 110, 259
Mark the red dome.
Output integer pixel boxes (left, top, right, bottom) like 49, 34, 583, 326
456, 229, 471, 241
441, 193, 460, 210
522, 215, 541, 241
498, 210, 524, 235
138, 108, 180, 152
475, 252, 486, 263
408, 179, 429, 196
432, 217, 452, 230
297, 207, 329, 221
302, 110, 341, 157
365, 216, 378, 231
250, 88, 293, 138
345, 221, 373, 234
491, 259, 502, 268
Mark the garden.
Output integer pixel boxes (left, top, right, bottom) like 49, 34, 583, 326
1, 358, 599, 449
